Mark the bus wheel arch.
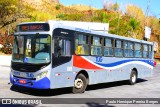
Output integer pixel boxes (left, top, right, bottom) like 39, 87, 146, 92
77, 70, 89, 83
129, 68, 138, 85
72, 70, 89, 93
132, 68, 138, 77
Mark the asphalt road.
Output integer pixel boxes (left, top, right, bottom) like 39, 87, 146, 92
0, 55, 160, 107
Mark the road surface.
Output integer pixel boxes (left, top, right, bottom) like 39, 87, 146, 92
0, 55, 160, 107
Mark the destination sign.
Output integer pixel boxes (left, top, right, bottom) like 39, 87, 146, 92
18, 23, 50, 32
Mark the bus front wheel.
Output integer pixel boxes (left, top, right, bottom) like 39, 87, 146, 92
72, 74, 87, 94
129, 70, 137, 85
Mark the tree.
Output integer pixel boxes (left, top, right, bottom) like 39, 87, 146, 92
129, 18, 140, 30
55, 4, 60, 10
0, 0, 32, 29
129, 18, 140, 38
0, 32, 14, 54
126, 5, 145, 26
103, 0, 119, 12
91, 11, 111, 23
56, 13, 66, 20
111, 2, 119, 11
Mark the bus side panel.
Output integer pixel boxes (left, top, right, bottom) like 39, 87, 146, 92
50, 55, 153, 89
73, 56, 154, 85
50, 60, 76, 89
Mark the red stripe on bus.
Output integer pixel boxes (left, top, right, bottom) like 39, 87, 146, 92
73, 55, 103, 70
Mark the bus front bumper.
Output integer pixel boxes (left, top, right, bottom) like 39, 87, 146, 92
10, 74, 50, 89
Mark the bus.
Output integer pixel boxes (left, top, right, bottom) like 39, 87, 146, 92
10, 20, 155, 93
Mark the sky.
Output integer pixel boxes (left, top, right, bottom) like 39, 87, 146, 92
60, 0, 160, 18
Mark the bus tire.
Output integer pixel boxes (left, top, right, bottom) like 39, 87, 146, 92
129, 70, 137, 85
72, 74, 87, 94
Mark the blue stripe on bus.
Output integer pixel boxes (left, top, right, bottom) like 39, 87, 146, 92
10, 76, 50, 89
95, 59, 154, 67
32, 77, 50, 89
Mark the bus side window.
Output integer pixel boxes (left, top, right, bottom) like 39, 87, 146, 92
75, 45, 85, 54
124, 41, 133, 57
134, 43, 142, 58
115, 40, 123, 57
91, 36, 102, 56
104, 38, 113, 56
75, 33, 89, 55
54, 37, 71, 57
149, 45, 152, 58
143, 44, 148, 58
54, 38, 60, 57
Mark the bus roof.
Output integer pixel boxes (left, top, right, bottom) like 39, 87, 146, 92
16, 20, 153, 45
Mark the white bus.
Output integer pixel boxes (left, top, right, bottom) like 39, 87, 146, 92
10, 20, 155, 93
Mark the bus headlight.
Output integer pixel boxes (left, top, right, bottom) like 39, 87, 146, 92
36, 70, 48, 80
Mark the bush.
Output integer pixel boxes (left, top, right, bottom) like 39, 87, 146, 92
55, 4, 60, 10
1, 32, 14, 54
56, 13, 66, 19
1, 44, 12, 54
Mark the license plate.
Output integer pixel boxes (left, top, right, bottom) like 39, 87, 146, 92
19, 79, 26, 84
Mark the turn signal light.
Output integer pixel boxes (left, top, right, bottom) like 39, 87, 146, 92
154, 61, 157, 67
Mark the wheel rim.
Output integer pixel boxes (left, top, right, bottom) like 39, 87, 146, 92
132, 74, 136, 83
74, 78, 83, 89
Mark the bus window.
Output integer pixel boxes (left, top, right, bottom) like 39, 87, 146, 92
143, 44, 148, 58
13, 36, 24, 54
124, 41, 133, 57
115, 40, 123, 57
12, 34, 51, 64
104, 38, 113, 56
26, 38, 32, 57
54, 37, 71, 57
91, 36, 102, 56
149, 45, 152, 58
12, 36, 24, 62
134, 43, 142, 58
75, 34, 89, 55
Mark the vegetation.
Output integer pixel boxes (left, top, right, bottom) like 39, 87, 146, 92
0, 0, 33, 29
0, 32, 14, 54
55, 4, 60, 10
0, 0, 160, 54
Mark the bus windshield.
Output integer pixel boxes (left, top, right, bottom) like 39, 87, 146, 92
12, 34, 51, 64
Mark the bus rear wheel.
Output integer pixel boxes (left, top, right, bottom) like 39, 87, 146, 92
129, 70, 137, 85
72, 74, 87, 94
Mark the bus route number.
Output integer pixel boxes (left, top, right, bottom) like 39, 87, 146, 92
96, 57, 103, 62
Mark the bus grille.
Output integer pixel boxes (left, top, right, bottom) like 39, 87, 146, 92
11, 62, 48, 72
